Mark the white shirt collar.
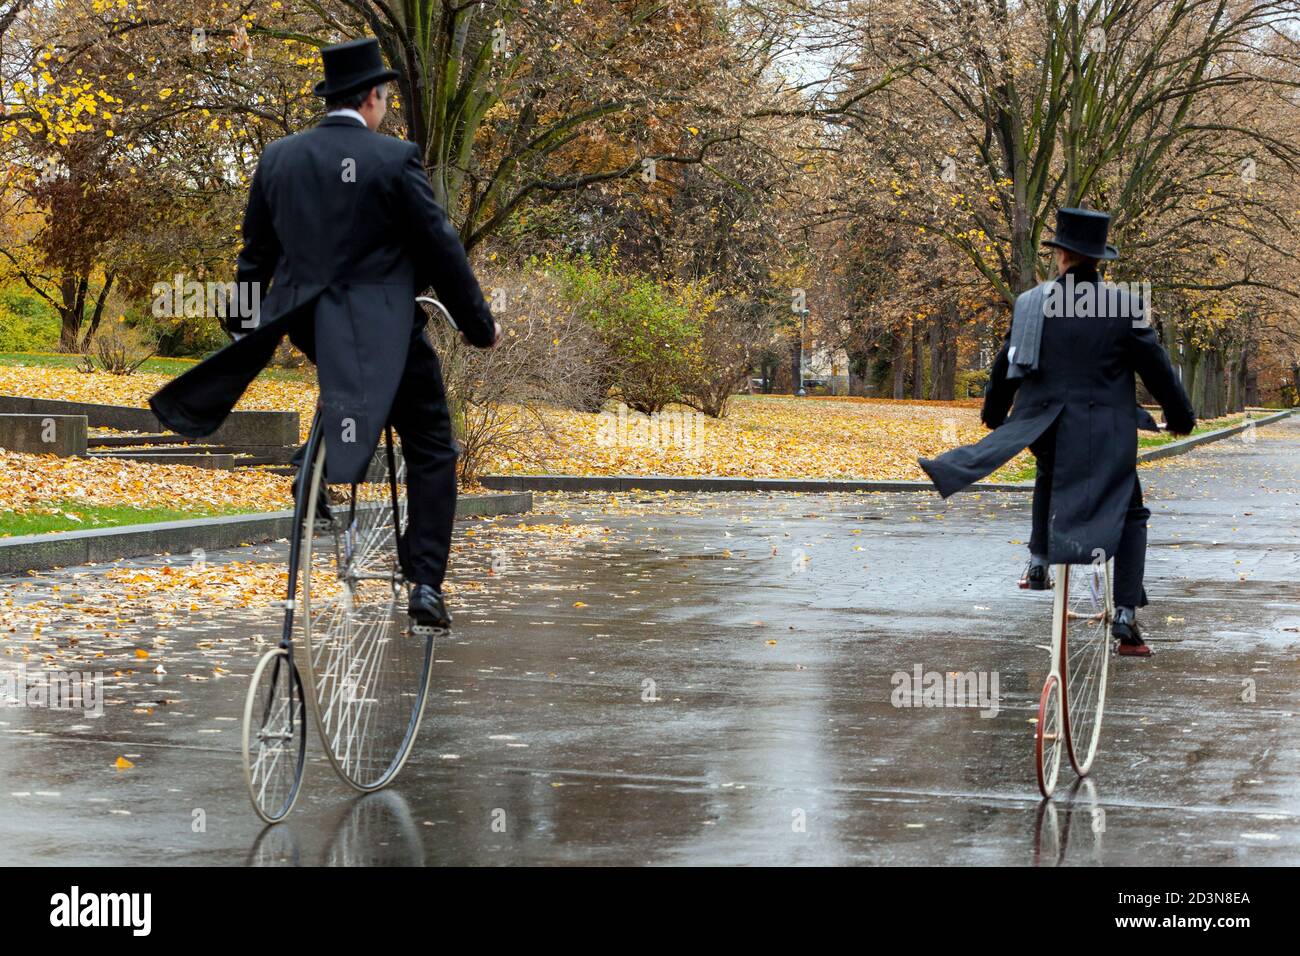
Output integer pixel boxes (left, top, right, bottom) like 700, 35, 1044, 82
326, 108, 367, 127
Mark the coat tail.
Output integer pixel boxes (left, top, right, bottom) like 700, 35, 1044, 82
149, 317, 288, 438
918, 405, 1063, 497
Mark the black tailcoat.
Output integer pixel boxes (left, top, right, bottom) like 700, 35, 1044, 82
920, 268, 1195, 564
149, 115, 495, 484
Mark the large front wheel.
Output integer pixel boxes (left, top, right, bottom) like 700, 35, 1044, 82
297, 433, 436, 791
1057, 560, 1112, 776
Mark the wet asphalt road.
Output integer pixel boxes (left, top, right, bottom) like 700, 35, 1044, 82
0, 417, 1296, 865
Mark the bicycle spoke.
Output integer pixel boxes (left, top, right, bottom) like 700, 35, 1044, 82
242, 649, 305, 822
298, 438, 435, 791
1060, 561, 1112, 777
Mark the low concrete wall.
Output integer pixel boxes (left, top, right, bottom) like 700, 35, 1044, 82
0, 492, 533, 575
0, 413, 88, 456
0, 396, 299, 446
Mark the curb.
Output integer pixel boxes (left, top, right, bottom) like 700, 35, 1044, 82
479, 474, 1031, 494
0, 492, 532, 576
481, 408, 1296, 494
1136, 408, 1294, 462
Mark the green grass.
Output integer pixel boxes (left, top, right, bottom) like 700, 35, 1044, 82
1136, 414, 1246, 450
0, 351, 200, 376
0, 350, 313, 383
996, 461, 1039, 483
0, 502, 264, 537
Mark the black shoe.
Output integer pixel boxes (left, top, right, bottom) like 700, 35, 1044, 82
1113, 607, 1151, 657
408, 584, 451, 630
1020, 562, 1050, 591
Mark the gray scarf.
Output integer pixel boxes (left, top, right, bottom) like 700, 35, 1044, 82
1005, 279, 1055, 380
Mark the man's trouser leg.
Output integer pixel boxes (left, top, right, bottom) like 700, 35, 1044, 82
1028, 423, 1057, 558
387, 328, 459, 590
1112, 475, 1151, 609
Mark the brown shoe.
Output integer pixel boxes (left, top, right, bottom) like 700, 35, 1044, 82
1114, 610, 1151, 657
1116, 639, 1152, 657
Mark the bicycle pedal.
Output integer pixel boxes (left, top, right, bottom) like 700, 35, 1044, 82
410, 624, 448, 636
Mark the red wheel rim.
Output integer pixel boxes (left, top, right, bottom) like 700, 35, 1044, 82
1035, 674, 1062, 798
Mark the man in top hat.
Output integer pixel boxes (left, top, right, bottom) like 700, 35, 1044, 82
919, 208, 1195, 655
150, 37, 501, 630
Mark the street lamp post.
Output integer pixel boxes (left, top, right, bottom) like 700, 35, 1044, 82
796, 306, 809, 396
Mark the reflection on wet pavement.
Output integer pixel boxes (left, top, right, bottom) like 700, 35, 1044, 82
1, 418, 1297, 865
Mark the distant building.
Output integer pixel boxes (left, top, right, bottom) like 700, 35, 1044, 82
805, 344, 850, 395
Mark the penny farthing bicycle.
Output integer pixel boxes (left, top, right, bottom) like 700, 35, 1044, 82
240, 297, 459, 822
1034, 551, 1113, 798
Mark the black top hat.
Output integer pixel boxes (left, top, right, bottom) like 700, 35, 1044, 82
1042, 207, 1119, 261
314, 38, 400, 99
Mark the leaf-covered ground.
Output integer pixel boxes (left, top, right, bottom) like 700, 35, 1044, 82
2, 359, 1257, 526
0, 361, 1016, 486
0, 448, 295, 533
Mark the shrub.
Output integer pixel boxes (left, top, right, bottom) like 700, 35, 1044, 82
548, 256, 704, 415
681, 301, 763, 418
85, 321, 157, 375
426, 268, 611, 484
956, 368, 990, 398
149, 315, 228, 358
0, 286, 60, 352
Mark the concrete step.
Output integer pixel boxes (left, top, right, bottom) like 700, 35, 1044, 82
89, 444, 226, 456
0, 413, 88, 456
84, 451, 238, 469
89, 432, 300, 464
88, 432, 193, 448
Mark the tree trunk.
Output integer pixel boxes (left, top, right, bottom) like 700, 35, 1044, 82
1235, 347, 1250, 411
911, 324, 923, 399
929, 304, 958, 400
847, 349, 871, 397
78, 272, 115, 352
1182, 340, 1201, 418
58, 307, 80, 351
1198, 349, 1223, 419
1225, 351, 1238, 414
928, 320, 941, 400
56, 272, 93, 352
891, 331, 907, 399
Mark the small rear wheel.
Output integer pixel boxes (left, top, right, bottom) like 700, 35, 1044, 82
1035, 675, 1064, 799
242, 647, 307, 823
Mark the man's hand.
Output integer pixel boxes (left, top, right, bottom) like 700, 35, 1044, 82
464, 320, 503, 349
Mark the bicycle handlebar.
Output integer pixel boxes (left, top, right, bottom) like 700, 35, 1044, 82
415, 296, 459, 333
